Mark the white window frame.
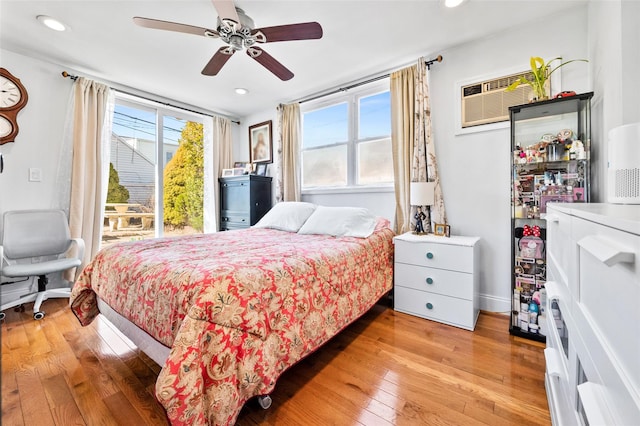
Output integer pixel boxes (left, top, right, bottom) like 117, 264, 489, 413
300, 79, 393, 195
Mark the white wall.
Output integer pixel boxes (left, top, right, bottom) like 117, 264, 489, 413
0, 50, 72, 217
588, 0, 640, 202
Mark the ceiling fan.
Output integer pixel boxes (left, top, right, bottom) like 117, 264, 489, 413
133, 0, 323, 81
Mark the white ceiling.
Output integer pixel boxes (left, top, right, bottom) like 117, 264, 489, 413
1, 0, 586, 119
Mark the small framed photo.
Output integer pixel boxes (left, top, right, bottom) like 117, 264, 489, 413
444, 224, 451, 238
232, 167, 245, 176
221, 168, 234, 177
255, 163, 268, 176
434, 223, 446, 236
249, 120, 273, 164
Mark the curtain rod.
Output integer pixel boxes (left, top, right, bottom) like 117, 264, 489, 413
61, 71, 241, 125
299, 55, 443, 104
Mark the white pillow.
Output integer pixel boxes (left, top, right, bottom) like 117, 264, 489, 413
297, 206, 377, 238
253, 202, 317, 232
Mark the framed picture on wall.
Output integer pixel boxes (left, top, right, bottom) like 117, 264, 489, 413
249, 120, 273, 164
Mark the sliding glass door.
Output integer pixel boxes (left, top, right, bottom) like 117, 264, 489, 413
103, 95, 205, 247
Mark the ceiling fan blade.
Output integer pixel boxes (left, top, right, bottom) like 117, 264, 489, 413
133, 17, 218, 38
202, 47, 236, 76
246, 47, 294, 81
253, 22, 323, 43
211, 0, 240, 27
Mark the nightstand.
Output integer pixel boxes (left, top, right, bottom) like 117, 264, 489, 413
393, 232, 480, 331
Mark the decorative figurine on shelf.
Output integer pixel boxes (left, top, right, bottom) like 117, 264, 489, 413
413, 207, 427, 234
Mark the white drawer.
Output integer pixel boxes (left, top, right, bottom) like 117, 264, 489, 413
546, 206, 577, 295
394, 286, 477, 330
395, 239, 474, 273
394, 263, 473, 300
572, 217, 640, 394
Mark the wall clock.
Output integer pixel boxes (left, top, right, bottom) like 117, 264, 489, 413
0, 68, 29, 145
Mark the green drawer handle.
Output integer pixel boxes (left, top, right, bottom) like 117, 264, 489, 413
426, 252, 434, 259
426, 277, 433, 285
426, 302, 434, 310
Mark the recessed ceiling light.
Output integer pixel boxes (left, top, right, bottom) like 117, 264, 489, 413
36, 15, 68, 31
444, 0, 466, 7
235, 88, 249, 95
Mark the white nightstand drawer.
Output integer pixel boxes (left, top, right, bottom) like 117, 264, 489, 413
395, 238, 474, 273
394, 286, 477, 330
394, 263, 473, 300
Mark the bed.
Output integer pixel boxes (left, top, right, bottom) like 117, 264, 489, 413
70, 203, 394, 425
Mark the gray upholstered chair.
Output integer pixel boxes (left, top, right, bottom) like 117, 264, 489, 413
0, 209, 84, 320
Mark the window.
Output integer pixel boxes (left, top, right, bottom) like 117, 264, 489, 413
301, 81, 393, 190
104, 94, 206, 247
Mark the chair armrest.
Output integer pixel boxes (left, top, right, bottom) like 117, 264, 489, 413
71, 238, 85, 264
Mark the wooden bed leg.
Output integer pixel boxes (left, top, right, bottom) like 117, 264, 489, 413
257, 395, 272, 409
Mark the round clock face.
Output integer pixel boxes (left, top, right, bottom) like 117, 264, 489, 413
0, 115, 14, 138
0, 76, 22, 108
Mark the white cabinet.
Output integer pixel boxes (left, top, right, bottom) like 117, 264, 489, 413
393, 233, 480, 331
545, 203, 640, 426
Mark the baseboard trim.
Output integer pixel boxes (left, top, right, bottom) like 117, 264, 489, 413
479, 293, 511, 314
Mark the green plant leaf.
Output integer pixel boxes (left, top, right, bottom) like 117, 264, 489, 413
505, 77, 531, 92
547, 58, 588, 77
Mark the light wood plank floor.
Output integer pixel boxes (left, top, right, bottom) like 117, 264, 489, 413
2, 298, 550, 425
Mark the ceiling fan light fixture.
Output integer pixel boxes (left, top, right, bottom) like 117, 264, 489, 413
36, 15, 68, 31
444, 0, 466, 7
235, 88, 249, 95
229, 34, 244, 51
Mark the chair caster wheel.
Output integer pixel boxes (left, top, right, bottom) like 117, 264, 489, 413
257, 395, 272, 410
33, 312, 45, 320
0, 312, 5, 321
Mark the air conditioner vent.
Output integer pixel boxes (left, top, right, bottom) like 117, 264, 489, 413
461, 70, 549, 128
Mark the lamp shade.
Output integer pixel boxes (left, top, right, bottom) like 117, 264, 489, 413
410, 181, 435, 206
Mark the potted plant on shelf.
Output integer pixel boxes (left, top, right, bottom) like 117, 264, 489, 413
505, 56, 587, 102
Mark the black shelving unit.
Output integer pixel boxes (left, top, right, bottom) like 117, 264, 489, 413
509, 92, 593, 342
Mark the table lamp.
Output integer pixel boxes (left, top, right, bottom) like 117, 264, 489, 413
410, 181, 435, 234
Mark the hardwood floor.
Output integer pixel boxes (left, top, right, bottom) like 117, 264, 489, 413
2, 298, 550, 425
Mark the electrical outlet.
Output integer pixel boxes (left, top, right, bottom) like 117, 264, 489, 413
29, 168, 42, 182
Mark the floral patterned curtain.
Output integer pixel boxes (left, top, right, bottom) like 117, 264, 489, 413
391, 58, 446, 234
412, 58, 446, 232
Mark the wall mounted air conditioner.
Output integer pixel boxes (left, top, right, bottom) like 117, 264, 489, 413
460, 71, 549, 128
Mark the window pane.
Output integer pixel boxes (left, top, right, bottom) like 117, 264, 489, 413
105, 104, 157, 248
303, 102, 348, 148
302, 145, 348, 187
105, 102, 204, 249
162, 117, 203, 237
359, 91, 391, 139
358, 138, 393, 184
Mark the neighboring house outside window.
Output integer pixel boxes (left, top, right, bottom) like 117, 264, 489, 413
300, 80, 393, 192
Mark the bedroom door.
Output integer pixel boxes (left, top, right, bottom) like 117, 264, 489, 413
104, 96, 206, 247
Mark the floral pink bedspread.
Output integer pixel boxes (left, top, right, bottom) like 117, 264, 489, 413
70, 219, 394, 425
